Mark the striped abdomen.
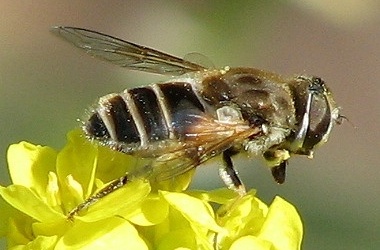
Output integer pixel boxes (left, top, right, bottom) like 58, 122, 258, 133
84, 82, 206, 153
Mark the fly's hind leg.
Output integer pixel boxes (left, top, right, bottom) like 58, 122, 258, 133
67, 174, 129, 220
218, 148, 246, 196
67, 162, 153, 219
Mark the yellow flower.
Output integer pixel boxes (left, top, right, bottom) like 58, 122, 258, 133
0, 130, 303, 249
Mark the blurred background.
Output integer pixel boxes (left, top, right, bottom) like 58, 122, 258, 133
1, 1, 379, 249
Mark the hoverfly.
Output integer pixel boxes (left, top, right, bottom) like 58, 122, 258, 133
51, 26, 341, 217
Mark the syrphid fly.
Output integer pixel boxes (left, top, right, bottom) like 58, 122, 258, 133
51, 26, 341, 218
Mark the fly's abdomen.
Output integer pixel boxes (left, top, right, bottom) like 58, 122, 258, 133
129, 87, 169, 141
85, 94, 142, 146
84, 82, 207, 153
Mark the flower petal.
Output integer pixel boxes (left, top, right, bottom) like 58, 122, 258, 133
75, 179, 151, 222
7, 142, 57, 196
160, 191, 224, 233
0, 185, 63, 222
215, 193, 269, 249
32, 220, 71, 239
153, 169, 195, 192
156, 228, 197, 250
24, 235, 59, 250
128, 194, 169, 226
56, 218, 148, 250
0, 195, 15, 237
258, 196, 303, 250
229, 235, 273, 250
56, 130, 98, 199
186, 188, 239, 204
6, 213, 34, 247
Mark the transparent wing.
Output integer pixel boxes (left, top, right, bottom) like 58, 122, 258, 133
149, 114, 261, 181
51, 26, 208, 76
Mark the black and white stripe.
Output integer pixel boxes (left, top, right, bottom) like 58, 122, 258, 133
84, 82, 207, 150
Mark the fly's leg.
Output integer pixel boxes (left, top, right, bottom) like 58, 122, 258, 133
67, 174, 129, 220
218, 148, 246, 196
67, 162, 153, 219
215, 148, 247, 248
270, 160, 287, 184
263, 148, 289, 184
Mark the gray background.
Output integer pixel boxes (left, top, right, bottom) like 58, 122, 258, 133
1, 1, 379, 249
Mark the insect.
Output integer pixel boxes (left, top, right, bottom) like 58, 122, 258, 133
52, 26, 341, 217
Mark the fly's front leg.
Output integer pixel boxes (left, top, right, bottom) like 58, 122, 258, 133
67, 174, 129, 220
218, 148, 246, 196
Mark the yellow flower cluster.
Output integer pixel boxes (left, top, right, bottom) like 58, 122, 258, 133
0, 130, 303, 249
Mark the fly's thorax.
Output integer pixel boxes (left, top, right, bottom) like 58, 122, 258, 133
199, 67, 297, 154
199, 67, 296, 127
